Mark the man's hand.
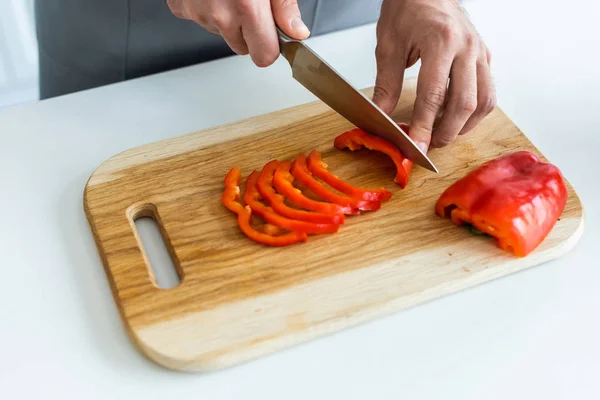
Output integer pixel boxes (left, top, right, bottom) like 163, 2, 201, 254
166, 0, 310, 67
373, 0, 496, 152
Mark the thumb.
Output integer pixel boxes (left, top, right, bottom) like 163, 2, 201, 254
271, 0, 310, 39
372, 46, 406, 116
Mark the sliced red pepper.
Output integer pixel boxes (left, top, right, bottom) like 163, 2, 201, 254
273, 160, 356, 215
257, 160, 345, 225
334, 123, 413, 188
222, 167, 244, 214
244, 171, 340, 234
306, 150, 392, 202
222, 168, 307, 246
435, 151, 568, 257
257, 223, 283, 235
237, 206, 306, 247
291, 154, 381, 212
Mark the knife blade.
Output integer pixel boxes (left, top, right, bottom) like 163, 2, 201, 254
277, 28, 438, 173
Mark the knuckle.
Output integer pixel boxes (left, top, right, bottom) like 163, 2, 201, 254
237, 0, 256, 14
439, 23, 457, 43
192, 14, 208, 26
373, 84, 391, 100
167, 3, 186, 19
456, 95, 477, 114
464, 33, 478, 51
374, 83, 390, 97
171, 10, 186, 19
420, 86, 447, 113
219, 24, 239, 38
480, 94, 497, 114
190, 10, 209, 26
209, 11, 230, 29
166, 0, 184, 18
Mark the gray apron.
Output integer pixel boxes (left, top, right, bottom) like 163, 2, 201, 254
34, 0, 382, 99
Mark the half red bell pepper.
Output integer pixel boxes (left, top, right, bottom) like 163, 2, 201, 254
291, 154, 381, 212
334, 123, 413, 188
258, 160, 345, 225
244, 171, 340, 234
273, 160, 356, 215
306, 150, 392, 202
222, 168, 307, 246
435, 151, 568, 257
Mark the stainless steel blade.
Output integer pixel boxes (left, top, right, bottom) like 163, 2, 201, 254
277, 29, 438, 173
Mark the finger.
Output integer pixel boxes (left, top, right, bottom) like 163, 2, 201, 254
372, 44, 406, 115
430, 55, 477, 147
409, 52, 453, 153
219, 25, 249, 55
459, 60, 497, 135
241, 3, 280, 67
271, 0, 310, 39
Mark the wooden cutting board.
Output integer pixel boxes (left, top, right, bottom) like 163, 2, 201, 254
84, 78, 584, 372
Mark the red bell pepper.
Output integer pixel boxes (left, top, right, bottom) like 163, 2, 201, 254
257, 160, 345, 225
222, 168, 307, 246
306, 150, 392, 202
435, 151, 568, 257
272, 160, 356, 215
334, 123, 413, 188
244, 171, 340, 234
291, 154, 381, 212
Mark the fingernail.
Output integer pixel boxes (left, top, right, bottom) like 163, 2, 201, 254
417, 141, 429, 154
291, 18, 310, 34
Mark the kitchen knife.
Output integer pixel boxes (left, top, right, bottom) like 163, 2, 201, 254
277, 28, 438, 173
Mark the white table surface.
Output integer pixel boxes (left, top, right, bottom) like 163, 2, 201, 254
1, 0, 599, 398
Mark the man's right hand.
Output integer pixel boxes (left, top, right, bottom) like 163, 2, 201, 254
166, 0, 310, 67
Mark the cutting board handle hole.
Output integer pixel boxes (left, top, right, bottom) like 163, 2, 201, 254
132, 207, 181, 289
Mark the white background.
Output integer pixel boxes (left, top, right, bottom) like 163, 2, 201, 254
1, 0, 599, 399
0, 0, 38, 108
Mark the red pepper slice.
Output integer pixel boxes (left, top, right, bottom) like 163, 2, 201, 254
258, 160, 345, 225
334, 123, 413, 188
244, 170, 340, 234
222, 167, 244, 214
273, 160, 356, 215
237, 206, 307, 247
222, 168, 307, 246
257, 224, 283, 235
291, 154, 381, 212
306, 150, 392, 202
435, 151, 568, 257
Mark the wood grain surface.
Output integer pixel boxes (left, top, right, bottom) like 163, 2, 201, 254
84, 78, 584, 372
